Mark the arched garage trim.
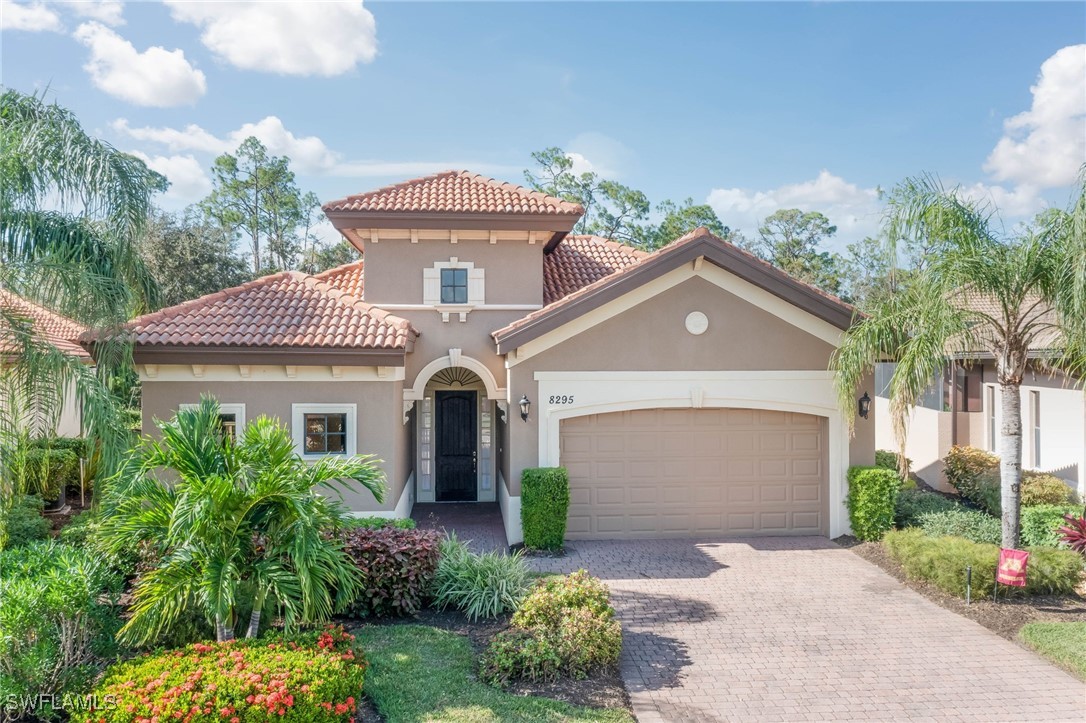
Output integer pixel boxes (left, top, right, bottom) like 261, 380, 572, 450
534, 370, 850, 538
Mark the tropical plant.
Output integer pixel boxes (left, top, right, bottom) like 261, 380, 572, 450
96, 397, 386, 645
432, 533, 530, 621
0, 89, 165, 529
1058, 508, 1086, 556
0, 541, 123, 721
833, 173, 1086, 547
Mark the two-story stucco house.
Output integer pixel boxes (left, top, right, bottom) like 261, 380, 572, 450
119, 171, 874, 544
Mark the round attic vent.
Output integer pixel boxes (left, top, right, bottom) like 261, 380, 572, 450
685, 311, 709, 335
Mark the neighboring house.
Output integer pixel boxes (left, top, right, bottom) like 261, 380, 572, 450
875, 296, 1085, 497
0, 290, 90, 437
103, 171, 874, 543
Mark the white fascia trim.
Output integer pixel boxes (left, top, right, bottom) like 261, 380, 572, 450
506, 264, 843, 368
139, 364, 404, 383
535, 373, 850, 538
291, 403, 358, 459
405, 354, 505, 401
180, 402, 246, 432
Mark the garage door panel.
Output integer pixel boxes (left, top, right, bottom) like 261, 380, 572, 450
561, 408, 827, 539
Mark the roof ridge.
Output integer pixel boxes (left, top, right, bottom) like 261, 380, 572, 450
322, 170, 459, 211
312, 258, 365, 280
467, 171, 585, 213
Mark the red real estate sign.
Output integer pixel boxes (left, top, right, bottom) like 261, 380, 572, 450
996, 548, 1029, 587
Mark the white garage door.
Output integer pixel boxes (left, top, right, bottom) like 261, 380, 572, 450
560, 407, 827, 539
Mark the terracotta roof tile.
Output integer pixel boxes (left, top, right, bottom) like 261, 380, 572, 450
954, 291, 1063, 354
314, 260, 365, 299
323, 170, 584, 216
543, 235, 648, 304
0, 290, 91, 360
112, 271, 416, 350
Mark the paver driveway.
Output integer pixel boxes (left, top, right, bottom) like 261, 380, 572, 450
528, 536, 1086, 722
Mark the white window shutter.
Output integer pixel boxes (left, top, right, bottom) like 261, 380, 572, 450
423, 268, 440, 305
468, 267, 485, 305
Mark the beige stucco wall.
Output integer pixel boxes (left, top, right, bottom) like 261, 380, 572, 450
360, 237, 544, 306
141, 377, 408, 512
504, 275, 872, 495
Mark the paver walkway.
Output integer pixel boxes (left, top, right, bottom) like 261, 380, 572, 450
411, 502, 508, 553
528, 536, 1086, 722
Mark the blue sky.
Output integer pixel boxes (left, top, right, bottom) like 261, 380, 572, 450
2, 1, 1084, 251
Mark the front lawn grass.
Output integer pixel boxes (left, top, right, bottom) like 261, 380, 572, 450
1019, 621, 1086, 679
355, 624, 633, 723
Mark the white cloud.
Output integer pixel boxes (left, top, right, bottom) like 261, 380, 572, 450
707, 170, 883, 241
566, 132, 634, 179
960, 182, 1046, 219
984, 44, 1086, 189
164, 0, 377, 77
130, 151, 212, 207
1, 1, 62, 31
57, 0, 124, 25
113, 116, 518, 178
73, 22, 206, 107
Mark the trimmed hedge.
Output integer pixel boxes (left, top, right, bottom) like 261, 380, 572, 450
846, 466, 901, 541
341, 515, 417, 530
918, 508, 1001, 545
0, 494, 51, 549
1022, 475, 1080, 507
20, 447, 79, 500
339, 526, 442, 617
875, 449, 912, 475
1022, 505, 1083, 548
894, 489, 960, 528
72, 626, 365, 722
522, 467, 570, 551
944, 446, 1080, 515
883, 529, 1083, 598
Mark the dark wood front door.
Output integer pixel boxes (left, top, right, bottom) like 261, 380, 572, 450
436, 390, 477, 502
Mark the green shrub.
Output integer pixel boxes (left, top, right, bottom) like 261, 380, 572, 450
58, 508, 149, 579
944, 445, 999, 500
1022, 474, 1080, 507
341, 515, 416, 530
72, 626, 365, 722
1022, 505, 1083, 548
339, 526, 442, 617
481, 571, 622, 684
918, 508, 1001, 545
0, 494, 51, 549
19, 447, 79, 500
846, 466, 901, 541
432, 533, 530, 620
27, 436, 90, 458
875, 449, 911, 474
883, 529, 1082, 598
521, 467, 570, 551
894, 488, 960, 528
0, 542, 123, 721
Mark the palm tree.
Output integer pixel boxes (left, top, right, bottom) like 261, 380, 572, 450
0, 89, 167, 499
97, 398, 386, 645
833, 174, 1086, 548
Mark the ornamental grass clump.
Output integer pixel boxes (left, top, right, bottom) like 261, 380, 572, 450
432, 533, 530, 620
72, 626, 364, 723
481, 570, 622, 685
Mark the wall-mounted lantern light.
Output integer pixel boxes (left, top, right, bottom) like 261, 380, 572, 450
519, 395, 531, 422
858, 391, 872, 420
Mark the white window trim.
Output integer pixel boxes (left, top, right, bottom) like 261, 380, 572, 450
423, 258, 485, 307
180, 403, 246, 434
291, 403, 357, 459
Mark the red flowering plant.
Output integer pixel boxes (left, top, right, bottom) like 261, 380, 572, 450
1058, 507, 1086, 556
71, 626, 364, 723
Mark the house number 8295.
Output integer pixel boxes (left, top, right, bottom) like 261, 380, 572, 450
549, 395, 574, 405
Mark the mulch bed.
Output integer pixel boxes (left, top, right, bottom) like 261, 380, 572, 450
343, 606, 630, 720
834, 535, 1086, 640
44, 487, 92, 533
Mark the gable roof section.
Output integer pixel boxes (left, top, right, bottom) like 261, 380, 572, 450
106, 271, 417, 364
324, 170, 584, 217
0, 290, 91, 360
952, 291, 1063, 358
493, 227, 859, 354
314, 259, 365, 299
543, 235, 649, 304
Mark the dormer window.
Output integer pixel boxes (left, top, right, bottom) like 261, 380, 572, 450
441, 268, 469, 304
